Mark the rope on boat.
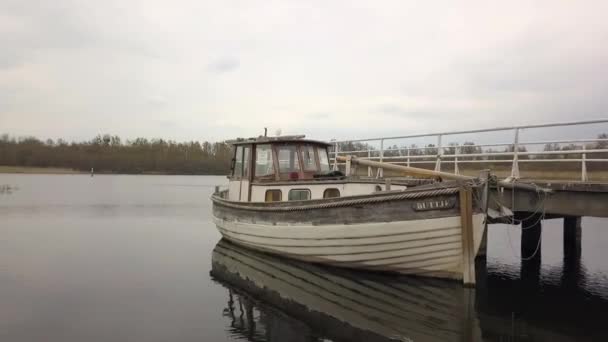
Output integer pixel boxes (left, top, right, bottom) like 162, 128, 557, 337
211, 187, 461, 212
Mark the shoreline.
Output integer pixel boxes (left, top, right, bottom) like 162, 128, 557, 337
2, 165, 606, 180
0, 166, 226, 176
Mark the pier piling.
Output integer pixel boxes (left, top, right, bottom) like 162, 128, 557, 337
520, 214, 542, 287
521, 214, 542, 261
563, 216, 582, 259
562, 216, 583, 289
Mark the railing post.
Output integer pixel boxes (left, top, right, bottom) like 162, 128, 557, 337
345, 155, 352, 176
367, 149, 372, 177
407, 148, 410, 167
333, 141, 339, 171
455, 146, 460, 175
510, 128, 520, 179
376, 139, 384, 178
581, 144, 588, 181
434, 134, 443, 172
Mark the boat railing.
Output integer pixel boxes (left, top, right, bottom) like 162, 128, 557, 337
329, 119, 608, 180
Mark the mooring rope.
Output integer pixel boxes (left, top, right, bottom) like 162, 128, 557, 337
500, 178, 547, 260
491, 180, 548, 226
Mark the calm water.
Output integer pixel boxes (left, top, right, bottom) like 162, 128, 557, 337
1, 174, 607, 342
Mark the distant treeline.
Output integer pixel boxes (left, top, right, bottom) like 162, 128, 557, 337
0, 134, 232, 174
2, 132, 607, 175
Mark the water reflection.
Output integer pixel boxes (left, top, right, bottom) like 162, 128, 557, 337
0, 184, 18, 194
478, 260, 608, 341
211, 239, 482, 342
211, 240, 608, 342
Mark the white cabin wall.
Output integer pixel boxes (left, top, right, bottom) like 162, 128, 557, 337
240, 180, 250, 201
228, 180, 241, 201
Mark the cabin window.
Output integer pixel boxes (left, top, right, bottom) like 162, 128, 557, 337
288, 189, 311, 201
323, 188, 340, 198
243, 146, 250, 178
318, 147, 330, 172
265, 190, 282, 202
277, 145, 301, 173
302, 145, 317, 171
233, 146, 244, 178
255, 144, 274, 177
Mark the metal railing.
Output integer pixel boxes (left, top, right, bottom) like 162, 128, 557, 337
329, 119, 608, 181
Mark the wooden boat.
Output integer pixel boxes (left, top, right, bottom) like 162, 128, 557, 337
210, 239, 482, 342
211, 135, 488, 285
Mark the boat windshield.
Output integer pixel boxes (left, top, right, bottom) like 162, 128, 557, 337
318, 147, 330, 172
255, 144, 274, 176
302, 145, 317, 171
233, 146, 243, 178
277, 145, 300, 173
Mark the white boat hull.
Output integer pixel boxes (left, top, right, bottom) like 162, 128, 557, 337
213, 213, 486, 280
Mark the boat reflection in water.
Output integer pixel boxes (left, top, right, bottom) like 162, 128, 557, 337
210, 239, 481, 342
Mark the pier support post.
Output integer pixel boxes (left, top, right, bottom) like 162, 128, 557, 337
476, 228, 488, 259
520, 214, 542, 287
562, 216, 583, 289
521, 214, 542, 261
563, 216, 582, 259
475, 170, 490, 260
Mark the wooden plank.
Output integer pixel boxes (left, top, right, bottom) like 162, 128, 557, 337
459, 187, 476, 286
337, 155, 473, 181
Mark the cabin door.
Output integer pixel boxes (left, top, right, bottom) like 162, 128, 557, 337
239, 146, 251, 201
239, 180, 250, 201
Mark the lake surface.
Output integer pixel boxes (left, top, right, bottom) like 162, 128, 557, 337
1, 174, 607, 341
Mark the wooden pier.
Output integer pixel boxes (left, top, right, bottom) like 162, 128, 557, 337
332, 119, 608, 286
485, 180, 608, 281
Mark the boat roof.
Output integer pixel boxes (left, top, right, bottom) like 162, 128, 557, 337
225, 135, 332, 147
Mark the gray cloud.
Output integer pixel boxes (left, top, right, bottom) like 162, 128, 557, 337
373, 104, 446, 120
1, 0, 607, 142
306, 112, 330, 120
208, 57, 240, 74
146, 97, 169, 109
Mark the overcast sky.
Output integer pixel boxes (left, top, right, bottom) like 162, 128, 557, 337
1, 0, 607, 143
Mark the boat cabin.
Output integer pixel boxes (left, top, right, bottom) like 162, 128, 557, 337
226, 135, 406, 202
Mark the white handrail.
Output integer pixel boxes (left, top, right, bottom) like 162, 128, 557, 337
331, 118, 608, 143
329, 119, 608, 180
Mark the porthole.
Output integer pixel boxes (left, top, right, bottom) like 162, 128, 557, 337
265, 190, 282, 202
323, 188, 340, 198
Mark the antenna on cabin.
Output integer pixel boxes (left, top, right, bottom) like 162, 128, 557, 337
264, 127, 267, 137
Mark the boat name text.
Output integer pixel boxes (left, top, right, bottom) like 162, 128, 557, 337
412, 199, 455, 211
